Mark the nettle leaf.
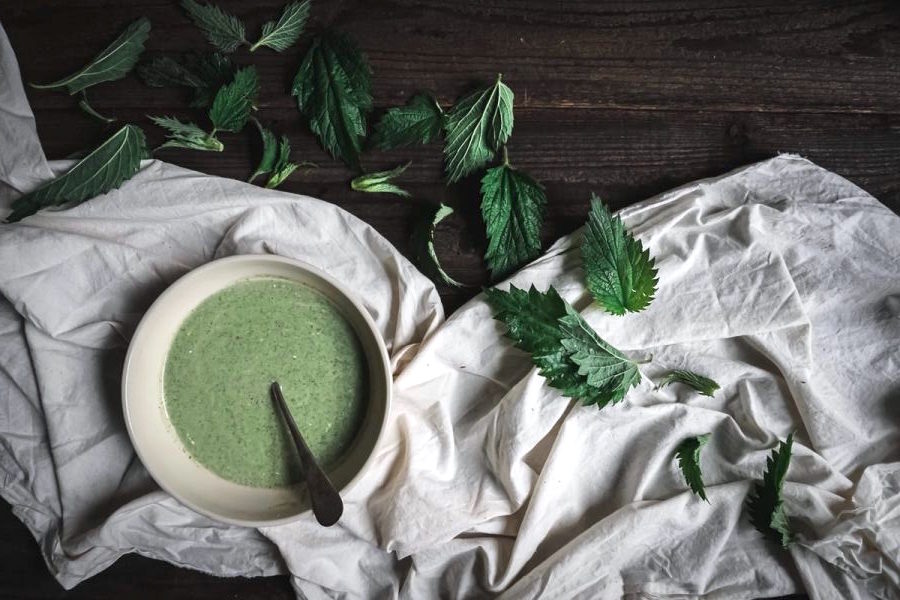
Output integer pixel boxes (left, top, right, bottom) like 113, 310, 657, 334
443, 74, 513, 182
747, 433, 794, 548
485, 283, 569, 361
351, 163, 411, 197
31, 18, 150, 94
250, 0, 310, 52
582, 195, 658, 315
657, 370, 720, 397
485, 284, 641, 407
150, 116, 223, 152
292, 30, 373, 169
411, 203, 464, 288
209, 66, 259, 132
181, 0, 247, 53
675, 434, 711, 501
371, 93, 444, 150
480, 161, 546, 279
558, 305, 642, 407
265, 136, 300, 189
5, 125, 147, 223
250, 119, 279, 182
138, 53, 233, 108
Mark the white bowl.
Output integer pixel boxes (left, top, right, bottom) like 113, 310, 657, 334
122, 255, 391, 527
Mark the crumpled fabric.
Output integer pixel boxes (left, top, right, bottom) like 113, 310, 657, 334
1, 19, 899, 600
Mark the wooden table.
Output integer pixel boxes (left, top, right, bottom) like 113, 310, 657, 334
2, 0, 898, 597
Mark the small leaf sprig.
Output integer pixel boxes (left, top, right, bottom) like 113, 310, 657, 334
251, 1, 311, 52
351, 163, 411, 198
149, 66, 258, 153
675, 434, 711, 501
657, 370, 720, 397
249, 119, 311, 189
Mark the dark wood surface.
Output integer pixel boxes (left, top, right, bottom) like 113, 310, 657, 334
3, 0, 900, 597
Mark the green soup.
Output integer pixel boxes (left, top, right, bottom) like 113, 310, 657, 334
163, 277, 367, 488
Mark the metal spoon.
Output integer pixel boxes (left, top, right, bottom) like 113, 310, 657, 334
270, 381, 344, 527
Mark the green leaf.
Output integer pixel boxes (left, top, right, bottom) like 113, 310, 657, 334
351, 163, 411, 197
78, 93, 115, 124
5, 125, 147, 223
485, 284, 641, 407
265, 136, 300, 189
675, 434, 711, 501
480, 160, 546, 279
137, 53, 233, 108
31, 18, 150, 94
747, 433, 794, 548
291, 30, 373, 170
249, 119, 279, 182
209, 66, 259, 132
657, 370, 720, 397
181, 0, 246, 53
149, 116, 223, 152
558, 305, 642, 407
443, 74, 513, 182
582, 195, 658, 315
250, 0, 310, 52
371, 93, 444, 150
411, 203, 464, 287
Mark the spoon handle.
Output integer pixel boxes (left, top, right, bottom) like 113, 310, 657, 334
270, 382, 344, 527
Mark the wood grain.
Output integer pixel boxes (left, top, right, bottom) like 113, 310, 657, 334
2, 0, 899, 597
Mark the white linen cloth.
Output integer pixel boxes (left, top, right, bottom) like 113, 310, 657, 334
1, 20, 899, 600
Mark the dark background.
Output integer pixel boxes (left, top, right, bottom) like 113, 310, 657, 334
2, 0, 899, 597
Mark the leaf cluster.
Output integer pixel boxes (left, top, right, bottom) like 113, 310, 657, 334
370, 76, 541, 283
182, 0, 310, 54
485, 285, 641, 407
149, 66, 258, 152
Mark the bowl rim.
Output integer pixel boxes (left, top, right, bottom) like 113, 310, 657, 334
121, 253, 392, 527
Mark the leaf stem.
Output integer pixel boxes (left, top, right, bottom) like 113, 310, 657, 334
78, 92, 116, 124
501, 145, 510, 166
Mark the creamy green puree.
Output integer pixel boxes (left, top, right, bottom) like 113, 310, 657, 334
163, 277, 367, 488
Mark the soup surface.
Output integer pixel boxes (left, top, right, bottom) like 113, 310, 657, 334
164, 277, 367, 487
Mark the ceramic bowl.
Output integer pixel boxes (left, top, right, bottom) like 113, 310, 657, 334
122, 254, 391, 526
